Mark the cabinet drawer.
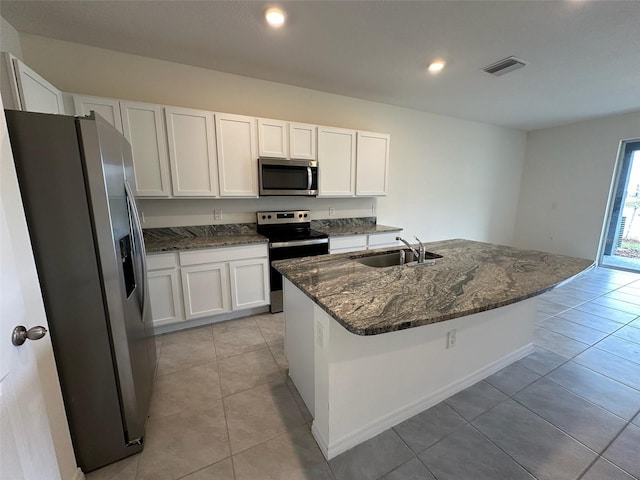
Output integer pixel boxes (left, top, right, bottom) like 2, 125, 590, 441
179, 244, 268, 266
147, 252, 178, 270
329, 235, 367, 252
368, 232, 401, 248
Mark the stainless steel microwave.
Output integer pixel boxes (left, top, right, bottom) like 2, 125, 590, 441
258, 158, 318, 196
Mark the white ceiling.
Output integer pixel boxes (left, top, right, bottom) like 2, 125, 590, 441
2, 0, 639, 131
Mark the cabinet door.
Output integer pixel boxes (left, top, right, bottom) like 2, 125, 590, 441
356, 131, 390, 196
165, 106, 219, 197
329, 234, 367, 254
318, 126, 356, 197
258, 118, 288, 158
367, 232, 400, 250
181, 263, 231, 319
289, 122, 317, 160
229, 258, 270, 310
148, 269, 183, 327
72, 95, 123, 133
12, 57, 64, 114
121, 101, 171, 197
215, 113, 259, 197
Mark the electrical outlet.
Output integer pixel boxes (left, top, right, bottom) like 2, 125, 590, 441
329, 207, 336, 216
214, 209, 222, 221
140, 209, 145, 224
446, 329, 457, 349
372, 205, 376, 215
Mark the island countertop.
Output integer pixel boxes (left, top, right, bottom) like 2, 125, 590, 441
272, 238, 594, 335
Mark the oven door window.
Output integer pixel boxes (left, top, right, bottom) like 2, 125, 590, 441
262, 165, 312, 190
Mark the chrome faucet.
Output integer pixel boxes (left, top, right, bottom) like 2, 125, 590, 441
396, 236, 427, 264
414, 236, 426, 263
396, 236, 420, 262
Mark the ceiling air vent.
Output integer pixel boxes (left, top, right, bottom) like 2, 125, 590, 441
482, 56, 527, 77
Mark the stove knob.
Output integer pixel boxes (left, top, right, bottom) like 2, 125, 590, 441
298, 214, 302, 218
304, 213, 308, 218
268, 215, 272, 219
261, 215, 266, 220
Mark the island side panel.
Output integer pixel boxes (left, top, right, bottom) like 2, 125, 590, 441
321, 298, 537, 459
283, 278, 316, 415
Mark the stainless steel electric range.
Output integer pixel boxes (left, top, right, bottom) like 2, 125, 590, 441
257, 210, 329, 313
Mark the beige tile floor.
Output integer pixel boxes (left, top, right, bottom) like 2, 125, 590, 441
86, 267, 640, 479
86, 312, 324, 480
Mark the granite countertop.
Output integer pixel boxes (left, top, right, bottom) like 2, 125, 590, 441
273, 238, 594, 336
144, 224, 267, 253
311, 217, 402, 237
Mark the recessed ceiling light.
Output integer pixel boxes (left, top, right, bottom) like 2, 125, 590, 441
428, 60, 446, 73
265, 7, 286, 28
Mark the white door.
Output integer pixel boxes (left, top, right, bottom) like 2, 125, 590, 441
215, 113, 259, 197
72, 95, 123, 133
289, 122, 317, 160
165, 106, 219, 197
121, 101, 171, 197
356, 131, 390, 197
12, 58, 64, 114
148, 269, 184, 327
0, 105, 70, 479
317, 126, 356, 197
229, 258, 270, 310
181, 263, 231, 319
258, 118, 288, 158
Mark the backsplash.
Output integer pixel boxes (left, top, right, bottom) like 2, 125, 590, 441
143, 223, 258, 238
137, 197, 376, 228
311, 217, 376, 229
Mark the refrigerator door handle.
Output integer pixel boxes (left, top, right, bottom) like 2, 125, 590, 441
124, 180, 147, 320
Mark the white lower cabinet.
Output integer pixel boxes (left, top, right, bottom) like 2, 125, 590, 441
181, 263, 231, 319
229, 258, 270, 310
329, 234, 368, 254
147, 244, 269, 328
146, 253, 184, 327
367, 232, 401, 249
329, 232, 401, 254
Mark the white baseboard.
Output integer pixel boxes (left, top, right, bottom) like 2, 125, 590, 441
320, 343, 533, 460
153, 306, 269, 335
311, 423, 329, 460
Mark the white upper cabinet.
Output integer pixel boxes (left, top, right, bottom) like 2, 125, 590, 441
289, 122, 317, 160
356, 131, 390, 197
258, 118, 288, 159
215, 113, 258, 197
120, 101, 171, 197
9, 56, 64, 114
317, 126, 356, 197
165, 106, 219, 197
72, 94, 123, 133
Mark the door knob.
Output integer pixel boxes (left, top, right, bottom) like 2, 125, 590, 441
12, 325, 47, 346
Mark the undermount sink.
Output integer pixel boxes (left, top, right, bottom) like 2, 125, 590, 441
351, 249, 442, 268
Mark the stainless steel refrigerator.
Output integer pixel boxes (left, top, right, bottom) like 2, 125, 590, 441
5, 110, 156, 472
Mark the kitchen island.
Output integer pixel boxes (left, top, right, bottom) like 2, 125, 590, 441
273, 239, 593, 459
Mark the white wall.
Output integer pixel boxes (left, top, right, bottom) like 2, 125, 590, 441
0, 16, 22, 57
0, 16, 24, 110
19, 33, 527, 244
513, 110, 640, 260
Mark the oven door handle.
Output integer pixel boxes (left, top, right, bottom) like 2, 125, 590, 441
307, 166, 313, 191
270, 238, 329, 249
